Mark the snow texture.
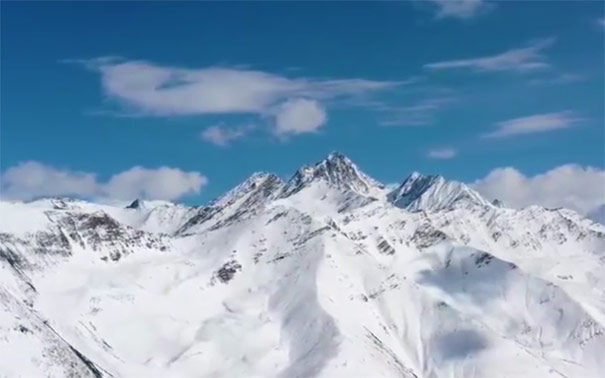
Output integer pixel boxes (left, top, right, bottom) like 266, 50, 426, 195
1, 153, 604, 378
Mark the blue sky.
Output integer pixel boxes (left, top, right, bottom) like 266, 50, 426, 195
1, 1, 604, 209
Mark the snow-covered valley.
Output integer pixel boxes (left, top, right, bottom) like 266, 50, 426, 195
1, 153, 604, 378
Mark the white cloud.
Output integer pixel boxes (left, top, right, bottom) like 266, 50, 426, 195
77, 58, 398, 135
423, 0, 487, 19
200, 124, 253, 146
484, 111, 581, 138
96, 62, 300, 115
587, 204, 605, 224
274, 98, 327, 135
1, 162, 207, 201
471, 164, 605, 215
427, 147, 457, 159
425, 38, 555, 73
103, 167, 207, 201
0, 161, 99, 200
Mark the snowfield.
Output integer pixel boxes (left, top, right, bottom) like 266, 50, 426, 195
1, 152, 604, 378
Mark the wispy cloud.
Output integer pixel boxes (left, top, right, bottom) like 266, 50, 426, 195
1, 161, 207, 201
72, 57, 399, 136
427, 147, 457, 159
200, 124, 254, 146
425, 37, 556, 73
380, 97, 456, 126
421, 0, 489, 20
529, 73, 586, 85
484, 111, 582, 138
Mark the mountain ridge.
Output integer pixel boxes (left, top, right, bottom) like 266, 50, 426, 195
1, 152, 604, 378
3, 152, 597, 221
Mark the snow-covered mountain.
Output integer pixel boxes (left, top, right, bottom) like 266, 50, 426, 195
2, 153, 604, 378
387, 172, 492, 211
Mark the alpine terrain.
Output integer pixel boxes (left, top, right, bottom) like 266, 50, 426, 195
1, 152, 604, 378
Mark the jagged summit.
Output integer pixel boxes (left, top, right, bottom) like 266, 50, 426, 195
388, 172, 491, 211
124, 198, 176, 210
176, 172, 286, 235
282, 151, 384, 197
125, 199, 142, 209
388, 172, 440, 202
209, 171, 284, 209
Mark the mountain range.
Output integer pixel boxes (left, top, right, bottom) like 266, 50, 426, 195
1, 152, 604, 378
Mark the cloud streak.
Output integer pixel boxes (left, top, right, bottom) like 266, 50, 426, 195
425, 38, 555, 73
1, 161, 207, 201
379, 97, 456, 126
422, 0, 488, 19
427, 147, 457, 159
200, 124, 254, 146
76, 57, 399, 135
484, 111, 581, 138
529, 73, 585, 85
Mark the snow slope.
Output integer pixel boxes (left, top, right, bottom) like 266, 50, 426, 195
1, 153, 604, 378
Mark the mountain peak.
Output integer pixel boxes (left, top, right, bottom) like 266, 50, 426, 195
405, 171, 426, 182
389, 172, 490, 211
125, 199, 142, 209
282, 152, 383, 196
402, 172, 444, 190
325, 151, 351, 163
209, 171, 284, 208
124, 199, 176, 210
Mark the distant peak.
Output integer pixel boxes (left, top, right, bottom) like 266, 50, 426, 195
401, 172, 443, 187
326, 151, 350, 163
124, 199, 177, 210
313, 151, 357, 173
125, 199, 142, 209
247, 171, 277, 181
243, 171, 283, 188
208, 171, 284, 208
282, 152, 383, 196
406, 171, 423, 181
320, 151, 357, 171
389, 172, 490, 211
